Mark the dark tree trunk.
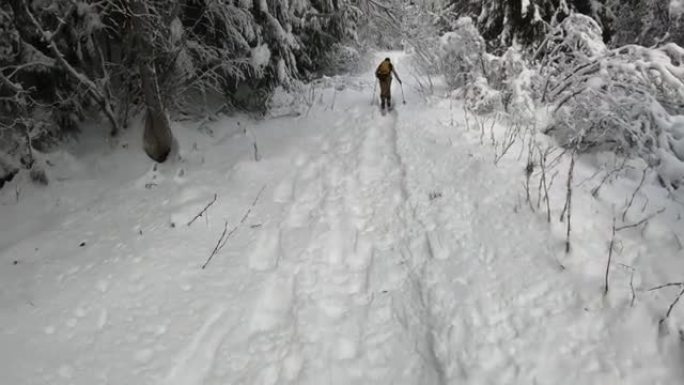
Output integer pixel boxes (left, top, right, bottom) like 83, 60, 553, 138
140, 62, 173, 163
130, 0, 173, 163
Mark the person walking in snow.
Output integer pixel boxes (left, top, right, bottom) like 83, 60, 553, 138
375, 58, 402, 110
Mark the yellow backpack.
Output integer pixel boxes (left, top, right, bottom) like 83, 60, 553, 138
377, 61, 392, 78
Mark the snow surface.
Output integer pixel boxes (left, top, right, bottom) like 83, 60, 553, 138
2, 52, 684, 385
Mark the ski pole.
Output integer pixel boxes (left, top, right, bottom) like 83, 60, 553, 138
371, 79, 377, 105
400, 82, 406, 104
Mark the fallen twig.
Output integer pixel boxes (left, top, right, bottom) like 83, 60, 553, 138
591, 158, 627, 198
232, 185, 266, 230
648, 282, 684, 292
201, 220, 229, 269
577, 168, 603, 188
648, 281, 684, 326
201, 185, 267, 269
615, 208, 665, 232
188, 193, 218, 226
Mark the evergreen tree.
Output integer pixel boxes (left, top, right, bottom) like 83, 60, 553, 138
436, 0, 615, 51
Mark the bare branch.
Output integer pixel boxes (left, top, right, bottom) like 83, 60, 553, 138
201, 185, 266, 269
494, 123, 518, 165
622, 167, 649, 222
187, 193, 218, 227
615, 208, 665, 232
3, 62, 52, 79
201, 220, 229, 269
648, 282, 684, 292
45, 3, 77, 43
663, 286, 684, 321
591, 157, 628, 198
0, 72, 23, 93
564, 150, 576, 253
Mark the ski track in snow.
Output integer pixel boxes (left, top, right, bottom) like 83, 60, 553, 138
1, 53, 683, 385
239, 105, 430, 384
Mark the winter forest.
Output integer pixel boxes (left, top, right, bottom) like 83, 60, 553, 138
3, 0, 684, 384
3, 0, 684, 179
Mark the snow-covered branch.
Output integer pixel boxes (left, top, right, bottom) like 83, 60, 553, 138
10, 0, 120, 135
540, 14, 684, 189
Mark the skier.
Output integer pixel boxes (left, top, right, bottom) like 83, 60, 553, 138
375, 57, 402, 111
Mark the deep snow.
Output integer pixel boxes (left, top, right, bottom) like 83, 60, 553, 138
1, 53, 684, 385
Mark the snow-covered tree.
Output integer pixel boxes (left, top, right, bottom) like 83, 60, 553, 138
541, 14, 684, 189
356, 0, 403, 49
440, 17, 486, 89
433, 0, 615, 52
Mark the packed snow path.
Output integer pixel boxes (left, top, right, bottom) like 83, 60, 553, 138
1, 53, 681, 385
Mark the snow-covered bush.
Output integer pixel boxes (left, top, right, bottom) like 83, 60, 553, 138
439, 17, 486, 89
464, 76, 502, 114
264, 86, 307, 118
537, 13, 608, 84
437, 18, 538, 120
319, 44, 361, 75
541, 13, 684, 189
487, 46, 541, 124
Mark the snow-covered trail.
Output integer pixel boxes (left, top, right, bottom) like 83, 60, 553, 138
195, 82, 446, 383
232, 101, 422, 384
1, 52, 682, 385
